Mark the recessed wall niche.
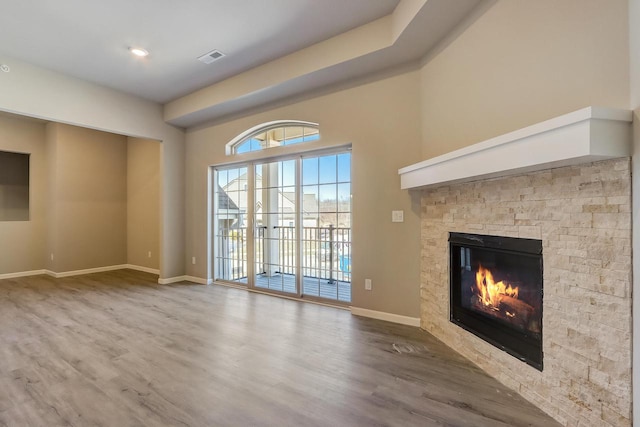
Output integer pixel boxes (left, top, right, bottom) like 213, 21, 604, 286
0, 150, 30, 221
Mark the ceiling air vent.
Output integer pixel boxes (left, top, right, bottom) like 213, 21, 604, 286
198, 49, 225, 64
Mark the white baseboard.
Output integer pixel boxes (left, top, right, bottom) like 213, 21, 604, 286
0, 269, 47, 280
158, 275, 211, 285
158, 276, 186, 284
2, 266, 171, 284
45, 264, 129, 279
185, 276, 212, 285
0, 265, 159, 280
125, 264, 160, 275
350, 307, 421, 327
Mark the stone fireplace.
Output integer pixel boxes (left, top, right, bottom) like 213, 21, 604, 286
399, 108, 633, 426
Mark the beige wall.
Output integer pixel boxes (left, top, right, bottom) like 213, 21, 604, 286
420, 0, 630, 157
0, 53, 185, 280
159, 129, 186, 279
629, 0, 639, 424
1, 118, 162, 275
632, 0, 640, 108
0, 114, 46, 274
45, 122, 58, 271
127, 137, 160, 270
47, 124, 128, 272
186, 71, 422, 317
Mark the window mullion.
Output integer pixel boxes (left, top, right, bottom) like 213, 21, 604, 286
295, 157, 302, 297
246, 164, 255, 288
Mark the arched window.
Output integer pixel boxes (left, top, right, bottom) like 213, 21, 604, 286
226, 120, 319, 155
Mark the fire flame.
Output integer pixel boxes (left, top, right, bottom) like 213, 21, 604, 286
475, 265, 519, 309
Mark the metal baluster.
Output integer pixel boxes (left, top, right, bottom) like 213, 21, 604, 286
241, 227, 245, 279
239, 227, 243, 280
329, 224, 335, 284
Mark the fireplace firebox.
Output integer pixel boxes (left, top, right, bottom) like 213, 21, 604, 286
449, 233, 543, 370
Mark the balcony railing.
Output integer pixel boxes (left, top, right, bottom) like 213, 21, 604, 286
217, 225, 351, 285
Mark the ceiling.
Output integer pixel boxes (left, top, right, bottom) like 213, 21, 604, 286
0, 0, 490, 127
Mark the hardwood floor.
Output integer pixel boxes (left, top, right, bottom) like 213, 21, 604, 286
0, 269, 560, 426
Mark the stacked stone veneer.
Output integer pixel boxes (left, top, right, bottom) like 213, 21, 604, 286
420, 158, 632, 427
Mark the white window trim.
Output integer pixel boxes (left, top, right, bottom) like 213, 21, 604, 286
225, 120, 319, 155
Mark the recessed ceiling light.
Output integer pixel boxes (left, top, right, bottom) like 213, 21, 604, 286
129, 47, 149, 57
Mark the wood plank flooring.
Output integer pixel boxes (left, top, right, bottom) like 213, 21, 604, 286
0, 269, 560, 426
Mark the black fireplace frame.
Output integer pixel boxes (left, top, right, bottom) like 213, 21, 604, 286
449, 232, 543, 371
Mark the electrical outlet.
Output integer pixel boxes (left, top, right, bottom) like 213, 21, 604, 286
365, 279, 372, 291
50, 253, 54, 261
148, 251, 152, 258
192, 256, 196, 265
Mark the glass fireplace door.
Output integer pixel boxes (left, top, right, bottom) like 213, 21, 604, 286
450, 232, 543, 370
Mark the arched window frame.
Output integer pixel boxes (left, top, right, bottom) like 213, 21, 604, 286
225, 120, 320, 155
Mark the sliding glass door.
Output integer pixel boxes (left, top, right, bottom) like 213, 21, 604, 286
213, 151, 351, 302
254, 159, 298, 295
300, 153, 351, 302
213, 166, 249, 284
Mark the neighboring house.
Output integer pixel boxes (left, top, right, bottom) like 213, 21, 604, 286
216, 184, 240, 223
221, 172, 349, 229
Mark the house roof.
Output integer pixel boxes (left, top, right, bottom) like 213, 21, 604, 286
217, 186, 239, 212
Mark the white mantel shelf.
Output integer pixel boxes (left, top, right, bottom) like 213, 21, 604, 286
399, 107, 633, 190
